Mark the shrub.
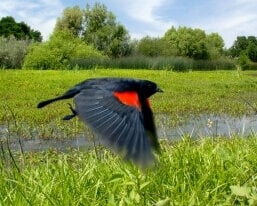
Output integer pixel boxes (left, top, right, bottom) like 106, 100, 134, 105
23, 31, 104, 70
68, 56, 191, 70
248, 62, 257, 70
68, 55, 235, 71
0, 36, 30, 69
238, 54, 251, 70
193, 58, 236, 70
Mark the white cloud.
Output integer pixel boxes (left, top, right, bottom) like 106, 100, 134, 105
0, 0, 64, 40
188, 1, 257, 47
126, 0, 165, 23
122, 0, 176, 38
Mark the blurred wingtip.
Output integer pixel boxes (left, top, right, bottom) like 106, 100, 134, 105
133, 155, 158, 171
101, 138, 157, 169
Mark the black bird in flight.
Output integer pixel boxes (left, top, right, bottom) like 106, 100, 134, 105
37, 77, 163, 167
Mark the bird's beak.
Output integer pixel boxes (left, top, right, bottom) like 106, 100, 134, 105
156, 87, 164, 93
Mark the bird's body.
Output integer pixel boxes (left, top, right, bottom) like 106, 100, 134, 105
37, 77, 162, 167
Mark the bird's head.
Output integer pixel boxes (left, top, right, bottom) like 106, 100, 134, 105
139, 80, 163, 98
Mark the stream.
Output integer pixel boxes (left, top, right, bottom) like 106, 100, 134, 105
0, 114, 256, 152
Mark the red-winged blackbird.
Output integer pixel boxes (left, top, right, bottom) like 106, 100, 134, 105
37, 78, 163, 167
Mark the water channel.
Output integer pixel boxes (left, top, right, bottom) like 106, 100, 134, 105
0, 114, 256, 152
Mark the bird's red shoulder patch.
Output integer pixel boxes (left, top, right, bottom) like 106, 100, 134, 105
113, 91, 141, 110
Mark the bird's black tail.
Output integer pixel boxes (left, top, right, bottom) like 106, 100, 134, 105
37, 87, 80, 108
37, 97, 63, 108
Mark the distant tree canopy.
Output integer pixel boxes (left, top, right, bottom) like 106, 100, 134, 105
53, 4, 229, 60
54, 3, 131, 58
55, 6, 83, 36
0, 16, 42, 42
1, 4, 253, 70
23, 30, 103, 69
162, 27, 224, 60
136, 27, 224, 60
137, 36, 166, 57
229, 36, 257, 62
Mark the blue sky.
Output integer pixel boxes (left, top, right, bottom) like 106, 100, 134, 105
0, 0, 257, 48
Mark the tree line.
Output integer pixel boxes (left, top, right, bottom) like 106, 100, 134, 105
0, 3, 257, 70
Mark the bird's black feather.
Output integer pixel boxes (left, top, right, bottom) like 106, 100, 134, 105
37, 77, 162, 167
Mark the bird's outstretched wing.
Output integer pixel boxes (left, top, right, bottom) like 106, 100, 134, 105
74, 88, 156, 167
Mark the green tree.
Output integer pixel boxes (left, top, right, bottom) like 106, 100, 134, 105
55, 6, 84, 36
164, 26, 209, 59
23, 31, 103, 69
162, 26, 179, 56
246, 36, 257, 62
229, 36, 257, 62
54, 4, 131, 57
83, 3, 131, 57
206, 33, 224, 59
137, 36, 166, 57
0, 16, 42, 41
229, 36, 249, 57
247, 36, 257, 45
248, 43, 257, 62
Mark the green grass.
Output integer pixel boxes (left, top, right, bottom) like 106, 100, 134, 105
1, 137, 257, 205
1, 69, 257, 138
1, 69, 257, 205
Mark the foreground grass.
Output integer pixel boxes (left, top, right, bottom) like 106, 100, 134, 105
0, 69, 257, 138
1, 69, 257, 205
1, 137, 257, 205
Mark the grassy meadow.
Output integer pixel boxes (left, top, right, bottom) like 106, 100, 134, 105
1, 69, 257, 205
